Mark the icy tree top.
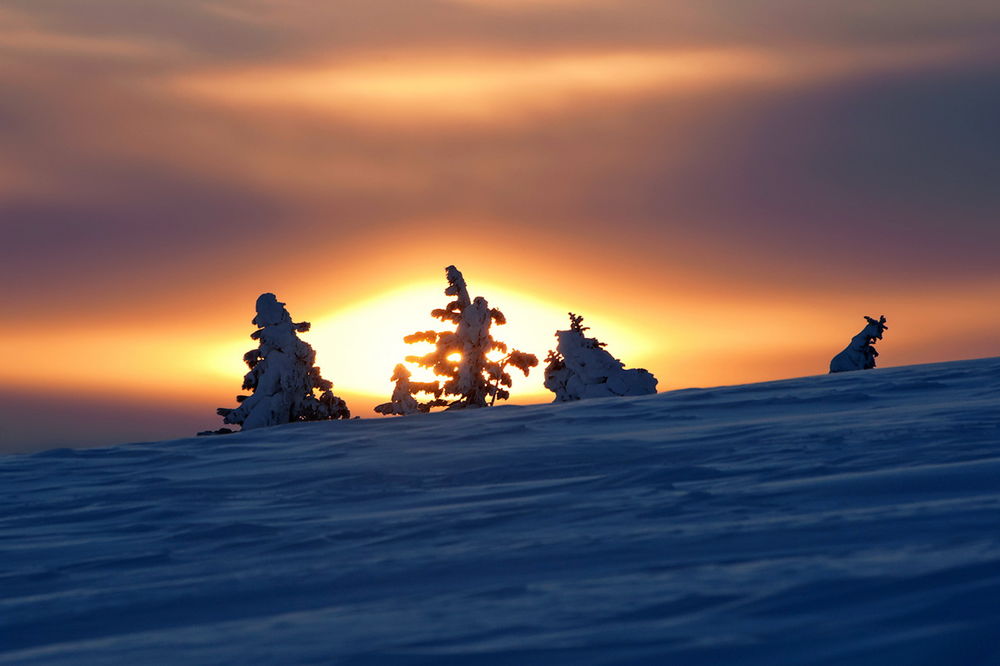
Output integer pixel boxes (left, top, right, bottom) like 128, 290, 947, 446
248, 293, 311, 354
252, 293, 290, 328
864, 315, 888, 340
569, 313, 589, 334
252, 293, 310, 335
444, 265, 471, 308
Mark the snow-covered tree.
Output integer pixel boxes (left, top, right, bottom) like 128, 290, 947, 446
378, 265, 538, 413
216, 293, 350, 430
374, 364, 438, 416
830, 315, 888, 373
543, 313, 657, 402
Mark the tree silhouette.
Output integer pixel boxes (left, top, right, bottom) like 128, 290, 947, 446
216, 293, 350, 430
830, 315, 888, 373
378, 265, 538, 413
544, 312, 657, 401
374, 364, 440, 415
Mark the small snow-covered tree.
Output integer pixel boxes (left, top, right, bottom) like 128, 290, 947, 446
543, 313, 657, 402
216, 293, 350, 430
377, 265, 538, 413
374, 364, 439, 416
830, 315, 888, 373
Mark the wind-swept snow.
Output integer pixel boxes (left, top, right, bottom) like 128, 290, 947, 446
2, 357, 1000, 664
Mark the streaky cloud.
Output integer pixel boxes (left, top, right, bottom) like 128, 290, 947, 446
166, 43, 986, 126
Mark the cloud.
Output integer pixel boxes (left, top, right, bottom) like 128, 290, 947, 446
5, 0, 999, 69
442, 0, 611, 10
167, 49, 774, 125
166, 43, 982, 126
0, 7, 183, 61
0, 26, 173, 58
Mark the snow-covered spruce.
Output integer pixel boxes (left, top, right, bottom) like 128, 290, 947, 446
214, 293, 350, 431
543, 313, 657, 402
374, 364, 436, 416
830, 315, 888, 373
378, 266, 538, 413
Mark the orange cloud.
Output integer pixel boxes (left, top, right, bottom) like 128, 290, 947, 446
167, 44, 976, 126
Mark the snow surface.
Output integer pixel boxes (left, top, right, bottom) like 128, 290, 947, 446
2, 357, 1000, 665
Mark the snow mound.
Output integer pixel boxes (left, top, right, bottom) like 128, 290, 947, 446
2, 357, 1000, 664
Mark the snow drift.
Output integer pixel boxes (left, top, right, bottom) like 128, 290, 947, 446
2, 357, 1000, 664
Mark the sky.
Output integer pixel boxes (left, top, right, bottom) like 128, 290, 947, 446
1, 0, 998, 452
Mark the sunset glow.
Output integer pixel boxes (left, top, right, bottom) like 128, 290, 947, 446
2, 0, 998, 450
308, 282, 652, 400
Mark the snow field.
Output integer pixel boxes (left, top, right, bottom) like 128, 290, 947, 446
2, 357, 999, 664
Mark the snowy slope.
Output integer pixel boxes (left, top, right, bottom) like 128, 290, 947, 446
2, 357, 1000, 665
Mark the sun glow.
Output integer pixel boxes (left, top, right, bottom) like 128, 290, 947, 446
304, 281, 652, 403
